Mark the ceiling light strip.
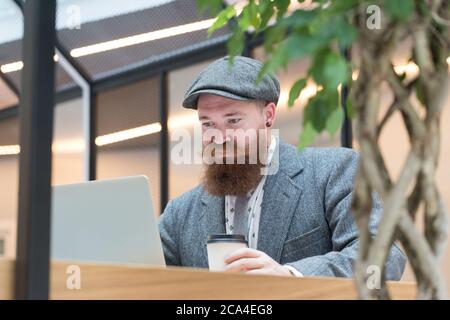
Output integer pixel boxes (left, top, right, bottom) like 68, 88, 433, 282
95, 122, 162, 146
70, 19, 215, 58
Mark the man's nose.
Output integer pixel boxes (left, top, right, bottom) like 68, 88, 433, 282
213, 131, 231, 145
203, 126, 233, 145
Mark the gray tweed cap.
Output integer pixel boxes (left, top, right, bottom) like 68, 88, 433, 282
182, 56, 280, 109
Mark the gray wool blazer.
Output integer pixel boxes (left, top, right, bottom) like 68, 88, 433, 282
158, 140, 406, 280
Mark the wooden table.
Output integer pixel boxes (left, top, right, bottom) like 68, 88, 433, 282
0, 258, 416, 299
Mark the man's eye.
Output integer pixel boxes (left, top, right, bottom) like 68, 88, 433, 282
228, 118, 241, 124
202, 122, 213, 127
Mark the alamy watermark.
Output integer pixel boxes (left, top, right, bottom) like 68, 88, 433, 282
170, 126, 280, 175
66, 264, 81, 290
366, 265, 381, 290
366, 5, 382, 30
65, 5, 82, 30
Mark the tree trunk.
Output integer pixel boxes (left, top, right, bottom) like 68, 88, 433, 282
350, 1, 450, 299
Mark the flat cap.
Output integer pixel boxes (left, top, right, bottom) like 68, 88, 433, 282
182, 56, 280, 109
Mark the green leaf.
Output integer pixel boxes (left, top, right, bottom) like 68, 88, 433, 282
274, 0, 290, 20
238, 5, 251, 30
226, 27, 245, 57
208, 6, 236, 36
263, 25, 286, 53
309, 49, 348, 89
281, 8, 319, 29
326, 106, 344, 135
259, 0, 275, 29
333, 17, 357, 50
248, 1, 260, 28
285, 31, 328, 60
197, 0, 223, 15
328, 0, 359, 13
288, 79, 307, 108
299, 122, 317, 149
256, 44, 288, 83
384, 0, 414, 21
237, 1, 260, 30
307, 96, 327, 131
322, 89, 343, 135
304, 89, 340, 132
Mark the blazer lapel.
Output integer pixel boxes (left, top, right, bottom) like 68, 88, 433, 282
257, 141, 304, 262
200, 193, 226, 235
198, 193, 225, 266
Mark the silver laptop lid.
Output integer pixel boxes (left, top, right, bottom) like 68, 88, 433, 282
51, 175, 165, 266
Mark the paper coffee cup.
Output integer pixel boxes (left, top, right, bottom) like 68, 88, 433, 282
207, 234, 248, 271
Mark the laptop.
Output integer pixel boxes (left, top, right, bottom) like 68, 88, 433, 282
51, 175, 166, 266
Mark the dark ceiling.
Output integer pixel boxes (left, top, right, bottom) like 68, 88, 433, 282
0, 0, 230, 151
0, 0, 229, 94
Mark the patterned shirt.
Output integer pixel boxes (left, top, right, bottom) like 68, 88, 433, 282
224, 136, 303, 277
224, 135, 276, 249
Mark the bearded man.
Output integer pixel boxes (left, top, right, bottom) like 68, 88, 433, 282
158, 56, 406, 279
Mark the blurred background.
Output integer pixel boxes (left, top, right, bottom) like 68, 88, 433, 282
0, 0, 448, 291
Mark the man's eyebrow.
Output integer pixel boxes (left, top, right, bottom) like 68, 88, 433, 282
199, 115, 210, 120
224, 112, 243, 117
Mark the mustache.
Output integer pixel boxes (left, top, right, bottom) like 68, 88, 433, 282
202, 142, 265, 165
203, 142, 247, 156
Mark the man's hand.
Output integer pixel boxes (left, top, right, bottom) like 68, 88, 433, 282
223, 248, 293, 276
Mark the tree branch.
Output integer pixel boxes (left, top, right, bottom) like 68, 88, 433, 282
367, 146, 422, 275
398, 213, 447, 299
376, 76, 418, 139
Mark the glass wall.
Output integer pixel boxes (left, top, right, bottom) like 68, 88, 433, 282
0, 116, 19, 258
0, 94, 85, 259
96, 77, 162, 215
52, 97, 84, 185
0, 0, 22, 259
0, 80, 17, 110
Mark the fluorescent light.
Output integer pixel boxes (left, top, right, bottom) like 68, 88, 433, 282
0, 141, 85, 155
0, 61, 23, 73
0, 122, 163, 156
70, 18, 215, 58
95, 122, 162, 146
0, 144, 20, 156
0, 18, 214, 73
0, 55, 59, 73
2, 14, 447, 75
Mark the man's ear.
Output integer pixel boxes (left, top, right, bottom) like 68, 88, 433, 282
264, 102, 276, 127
